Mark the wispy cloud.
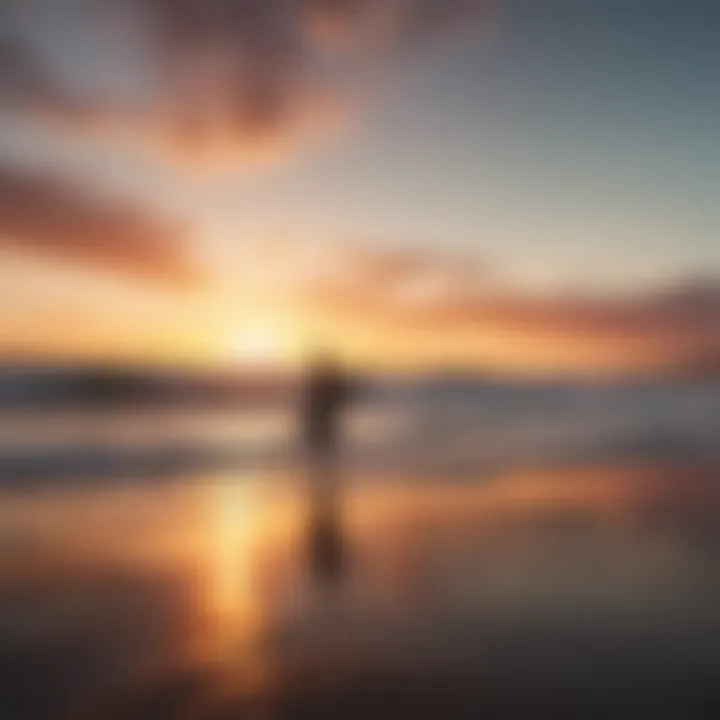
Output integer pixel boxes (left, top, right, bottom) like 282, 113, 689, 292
0, 0, 488, 167
0, 164, 197, 285
288, 241, 720, 372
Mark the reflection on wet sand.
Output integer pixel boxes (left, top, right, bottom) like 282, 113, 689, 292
305, 456, 346, 588
0, 463, 720, 718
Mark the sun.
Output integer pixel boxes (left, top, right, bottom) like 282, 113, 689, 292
231, 322, 283, 365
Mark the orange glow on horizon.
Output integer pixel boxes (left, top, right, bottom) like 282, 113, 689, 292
0, 247, 700, 376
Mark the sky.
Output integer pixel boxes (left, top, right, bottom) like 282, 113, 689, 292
0, 0, 718, 374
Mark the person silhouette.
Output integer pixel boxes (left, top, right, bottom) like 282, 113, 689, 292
301, 351, 353, 584
302, 351, 352, 462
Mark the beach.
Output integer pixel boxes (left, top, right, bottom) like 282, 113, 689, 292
1, 380, 719, 718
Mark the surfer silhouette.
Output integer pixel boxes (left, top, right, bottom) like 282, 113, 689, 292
302, 351, 352, 461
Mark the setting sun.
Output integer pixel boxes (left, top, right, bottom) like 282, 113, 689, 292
231, 323, 283, 365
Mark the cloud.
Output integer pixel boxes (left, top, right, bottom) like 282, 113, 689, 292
0, 0, 487, 167
290, 240, 720, 371
0, 164, 198, 285
0, 37, 64, 113
301, 241, 492, 313
409, 277, 720, 359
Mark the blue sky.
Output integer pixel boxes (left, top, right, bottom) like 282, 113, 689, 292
223, 0, 719, 292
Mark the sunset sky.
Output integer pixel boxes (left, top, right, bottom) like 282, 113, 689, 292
0, 0, 718, 374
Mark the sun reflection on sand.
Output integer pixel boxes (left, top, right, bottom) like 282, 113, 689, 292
196, 474, 307, 702
0, 461, 719, 717
182, 475, 271, 705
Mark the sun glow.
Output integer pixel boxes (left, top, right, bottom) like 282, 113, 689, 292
231, 322, 284, 365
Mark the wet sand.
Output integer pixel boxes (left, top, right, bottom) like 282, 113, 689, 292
1, 461, 719, 718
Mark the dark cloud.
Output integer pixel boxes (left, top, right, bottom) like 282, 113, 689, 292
0, 37, 59, 112
0, 0, 488, 165
0, 22, 130, 134
0, 165, 197, 285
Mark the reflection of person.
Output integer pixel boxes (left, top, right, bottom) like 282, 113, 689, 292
307, 499, 345, 585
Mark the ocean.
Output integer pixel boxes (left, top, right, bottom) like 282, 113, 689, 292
0, 379, 719, 718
